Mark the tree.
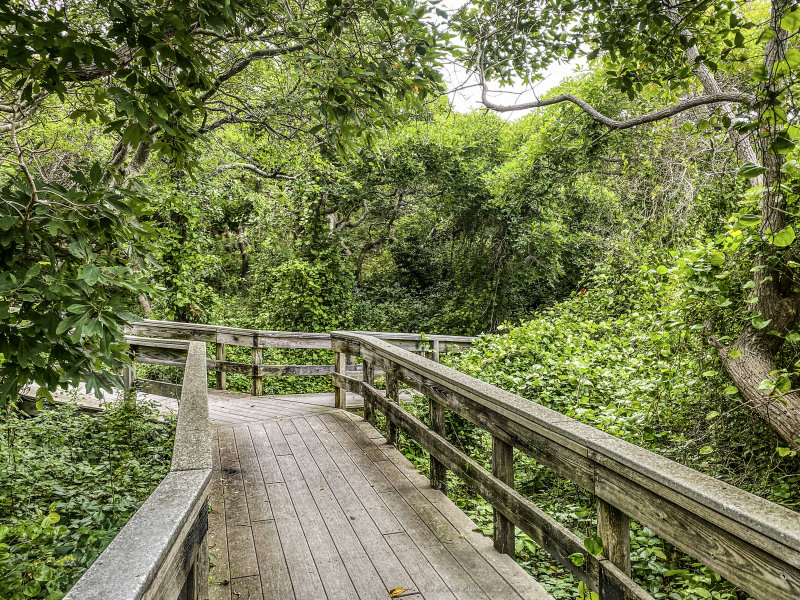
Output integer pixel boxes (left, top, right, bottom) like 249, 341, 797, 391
455, 0, 800, 448
0, 0, 446, 404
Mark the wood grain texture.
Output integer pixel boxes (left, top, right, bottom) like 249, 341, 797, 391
597, 497, 631, 576
492, 436, 515, 557
331, 331, 800, 600
215, 343, 226, 390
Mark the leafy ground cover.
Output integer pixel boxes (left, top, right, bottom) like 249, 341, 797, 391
0, 398, 176, 600
381, 256, 800, 600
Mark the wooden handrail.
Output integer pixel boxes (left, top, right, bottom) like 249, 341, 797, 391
64, 342, 212, 600
124, 321, 474, 397
127, 319, 475, 349
330, 331, 800, 600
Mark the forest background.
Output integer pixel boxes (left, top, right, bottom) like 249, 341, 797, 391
2, 0, 800, 598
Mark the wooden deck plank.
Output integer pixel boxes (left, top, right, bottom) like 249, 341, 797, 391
323, 410, 387, 462
279, 425, 396, 598
217, 427, 259, 582
263, 420, 292, 456
379, 443, 552, 599
384, 531, 460, 600
266, 482, 327, 599
233, 424, 273, 522
248, 422, 283, 484
377, 489, 491, 600
205, 402, 550, 600
299, 416, 403, 534
252, 519, 294, 600
276, 453, 363, 600
217, 427, 251, 528
208, 431, 231, 600
230, 575, 262, 600
283, 420, 415, 596
333, 412, 530, 600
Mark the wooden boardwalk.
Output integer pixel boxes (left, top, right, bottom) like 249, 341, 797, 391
207, 403, 552, 600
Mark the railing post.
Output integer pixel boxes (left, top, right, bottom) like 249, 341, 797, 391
123, 363, 135, 396
386, 371, 400, 447
334, 351, 347, 409
432, 339, 440, 363
597, 497, 631, 576
196, 527, 209, 600
492, 435, 515, 556
363, 359, 376, 426
216, 342, 226, 390
429, 398, 447, 491
252, 345, 263, 396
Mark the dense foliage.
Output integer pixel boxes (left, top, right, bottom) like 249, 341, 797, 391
3, 0, 800, 598
0, 400, 175, 600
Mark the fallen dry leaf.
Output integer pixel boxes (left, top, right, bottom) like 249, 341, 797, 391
388, 587, 407, 598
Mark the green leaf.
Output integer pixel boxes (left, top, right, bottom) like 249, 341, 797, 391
781, 9, 800, 33
752, 316, 772, 330
699, 445, 713, 455
786, 332, 800, 343
33, 564, 54, 582
709, 251, 725, 267
706, 410, 720, 420
786, 48, 800, 68
771, 134, 796, 155
42, 512, 60, 526
738, 163, 766, 178
82, 264, 100, 285
723, 386, 738, 395
23, 580, 41, 597
757, 27, 777, 43
583, 534, 603, 556
90, 162, 102, 185
656, 265, 668, 275
569, 552, 585, 566
769, 226, 795, 247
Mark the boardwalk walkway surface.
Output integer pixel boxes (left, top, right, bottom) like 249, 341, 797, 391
206, 394, 552, 600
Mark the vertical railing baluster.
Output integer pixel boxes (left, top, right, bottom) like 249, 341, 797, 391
363, 359, 376, 426
492, 435, 515, 556
123, 363, 135, 396
386, 371, 400, 447
216, 342, 226, 390
334, 351, 347, 409
597, 497, 631, 576
429, 398, 447, 491
252, 343, 263, 396
432, 339, 440, 363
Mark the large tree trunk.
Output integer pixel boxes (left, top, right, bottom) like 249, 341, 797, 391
237, 222, 250, 280
722, 329, 800, 448
669, 0, 800, 447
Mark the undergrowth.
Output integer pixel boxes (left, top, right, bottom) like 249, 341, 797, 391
0, 397, 176, 600
385, 257, 798, 600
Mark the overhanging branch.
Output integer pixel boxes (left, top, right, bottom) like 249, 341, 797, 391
478, 61, 755, 130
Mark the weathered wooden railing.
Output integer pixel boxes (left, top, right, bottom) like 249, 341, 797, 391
64, 342, 212, 600
125, 319, 473, 397
331, 331, 800, 600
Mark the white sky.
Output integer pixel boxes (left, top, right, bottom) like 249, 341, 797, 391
437, 0, 585, 120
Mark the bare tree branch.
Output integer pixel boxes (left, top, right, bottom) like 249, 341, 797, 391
211, 162, 297, 180
477, 54, 755, 130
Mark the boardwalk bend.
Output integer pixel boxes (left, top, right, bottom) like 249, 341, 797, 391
62, 319, 800, 600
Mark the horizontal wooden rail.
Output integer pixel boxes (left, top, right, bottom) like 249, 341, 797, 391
125, 321, 474, 396
330, 331, 800, 600
127, 319, 474, 350
65, 342, 212, 600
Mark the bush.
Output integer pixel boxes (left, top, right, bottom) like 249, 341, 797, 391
0, 397, 176, 599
